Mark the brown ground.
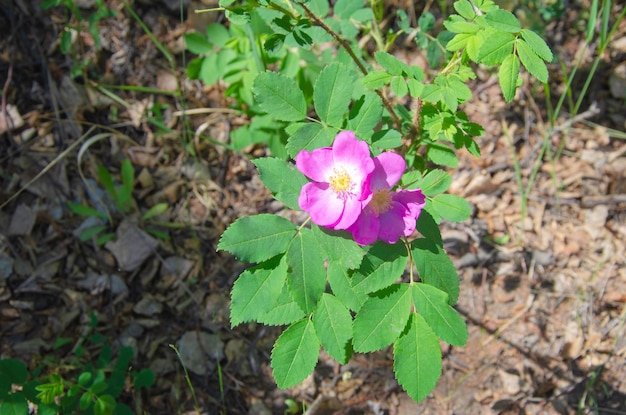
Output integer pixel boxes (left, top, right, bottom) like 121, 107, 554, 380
1, 1, 625, 414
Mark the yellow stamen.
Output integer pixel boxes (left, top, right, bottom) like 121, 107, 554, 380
370, 190, 392, 215
328, 168, 353, 195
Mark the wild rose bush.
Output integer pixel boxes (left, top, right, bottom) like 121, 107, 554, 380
213, 0, 552, 403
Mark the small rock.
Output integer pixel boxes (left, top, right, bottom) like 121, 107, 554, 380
7, 204, 37, 236
133, 294, 163, 317
609, 63, 626, 99
176, 331, 224, 376
105, 218, 159, 271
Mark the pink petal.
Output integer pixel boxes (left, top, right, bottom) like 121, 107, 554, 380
332, 195, 364, 230
377, 203, 408, 244
299, 183, 345, 227
295, 147, 334, 182
348, 211, 380, 246
370, 152, 406, 191
332, 131, 375, 178
394, 189, 426, 218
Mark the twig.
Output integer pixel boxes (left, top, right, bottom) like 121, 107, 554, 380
296, 1, 404, 133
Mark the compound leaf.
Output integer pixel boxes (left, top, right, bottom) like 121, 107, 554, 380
412, 283, 468, 346
351, 241, 408, 295
313, 294, 353, 364
253, 158, 308, 210
271, 319, 320, 388
517, 39, 549, 83
393, 313, 442, 403
411, 239, 460, 304
230, 256, 288, 326
253, 71, 307, 122
218, 214, 297, 263
353, 284, 412, 353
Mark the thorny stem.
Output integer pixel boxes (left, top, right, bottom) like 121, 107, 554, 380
295, 1, 404, 133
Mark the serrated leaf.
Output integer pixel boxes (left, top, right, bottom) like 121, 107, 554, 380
412, 284, 468, 345
352, 284, 412, 352
184, 33, 212, 54
327, 262, 368, 312
352, 242, 408, 294
453, 0, 476, 19
476, 31, 515, 65
334, 0, 364, 19
485, 9, 521, 32
286, 123, 336, 157
446, 33, 473, 52
347, 92, 383, 138
390, 76, 408, 98
431, 193, 471, 222
363, 70, 393, 89
426, 143, 458, 168
253, 71, 307, 122
419, 169, 452, 196
257, 285, 306, 325
517, 39, 549, 83
313, 294, 353, 364
218, 214, 297, 263
411, 239, 459, 304
286, 228, 327, 314
253, 158, 308, 210
271, 319, 320, 388
230, 256, 288, 326
371, 129, 402, 149
312, 225, 364, 270
416, 209, 442, 243
520, 29, 552, 62
499, 54, 520, 103
1, 392, 29, 415
314, 63, 355, 126
393, 313, 442, 403
375, 51, 408, 76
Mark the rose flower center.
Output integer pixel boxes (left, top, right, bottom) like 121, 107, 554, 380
369, 189, 392, 215
328, 168, 353, 196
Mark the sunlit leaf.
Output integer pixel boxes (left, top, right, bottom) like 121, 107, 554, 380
271, 319, 320, 388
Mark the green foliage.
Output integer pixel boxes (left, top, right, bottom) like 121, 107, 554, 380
206, 0, 553, 404
69, 159, 170, 244
0, 326, 153, 415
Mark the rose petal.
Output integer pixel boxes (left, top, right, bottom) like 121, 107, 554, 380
295, 147, 334, 182
299, 183, 345, 227
332, 131, 375, 177
348, 210, 380, 246
377, 202, 408, 244
332, 195, 364, 230
371, 152, 406, 190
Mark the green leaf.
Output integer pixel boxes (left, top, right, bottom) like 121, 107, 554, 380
371, 129, 402, 149
362, 70, 393, 89
520, 29, 553, 62
271, 319, 320, 388
431, 193, 472, 222
418, 169, 451, 196
78, 372, 92, 387
141, 203, 168, 221
416, 209, 442, 244
286, 228, 327, 314
351, 242, 407, 294
253, 158, 308, 210
393, 313, 442, 403
184, 33, 212, 54
327, 262, 368, 312
314, 63, 355, 126
375, 51, 408, 76
517, 39, 549, 83
257, 285, 306, 326
352, 284, 412, 353
253, 71, 307, 122
412, 284, 468, 345
80, 391, 93, 410
334, 0, 364, 19
94, 394, 116, 415
390, 76, 408, 98
230, 256, 288, 326
485, 9, 521, 32
0, 392, 29, 415
133, 369, 155, 390
286, 123, 336, 157
425, 143, 458, 168
312, 225, 364, 270
411, 239, 459, 304
453, 0, 476, 20
476, 31, 515, 65
313, 294, 353, 364
499, 54, 520, 103
206, 23, 230, 48
218, 214, 297, 263
0, 359, 28, 386
97, 165, 115, 199
347, 92, 383, 138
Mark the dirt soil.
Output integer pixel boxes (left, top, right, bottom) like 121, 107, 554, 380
1, 1, 626, 414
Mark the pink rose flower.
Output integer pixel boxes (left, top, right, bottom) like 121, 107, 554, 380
296, 131, 375, 230
347, 152, 426, 245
